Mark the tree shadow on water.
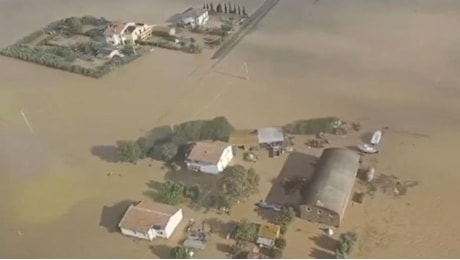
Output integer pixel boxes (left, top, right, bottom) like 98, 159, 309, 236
99, 200, 135, 233
310, 234, 339, 252
91, 145, 119, 163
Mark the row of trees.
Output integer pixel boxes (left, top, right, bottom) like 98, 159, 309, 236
283, 116, 340, 135
203, 2, 248, 16
117, 117, 235, 164
46, 16, 109, 35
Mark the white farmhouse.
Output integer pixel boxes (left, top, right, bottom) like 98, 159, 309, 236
103, 21, 153, 46
118, 200, 183, 240
180, 8, 209, 28
185, 141, 234, 175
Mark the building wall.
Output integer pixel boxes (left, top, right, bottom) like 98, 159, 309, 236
197, 12, 209, 25
163, 209, 184, 238
216, 146, 234, 172
120, 227, 151, 240
299, 205, 340, 227
256, 237, 275, 248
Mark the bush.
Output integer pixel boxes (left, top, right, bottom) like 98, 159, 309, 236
152, 142, 179, 161
46, 46, 77, 62
275, 237, 287, 249
269, 248, 283, 259
351, 122, 361, 131
184, 185, 201, 202
17, 30, 44, 44
336, 232, 358, 259
158, 181, 186, 205
234, 220, 259, 242
283, 117, 340, 135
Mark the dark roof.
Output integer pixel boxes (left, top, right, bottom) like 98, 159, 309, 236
301, 148, 360, 217
125, 25, 136, 33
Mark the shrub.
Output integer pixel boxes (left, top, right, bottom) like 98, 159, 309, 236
275, 237, 287, 249
184, 185, 201, 202
269, 248, 283, 259
158, 181, 186, 205
336, 232, 358, 259
17, 30, 44, 44
351, 122, 361, 131
234, 220, 259, 242
283, 117, 340, 135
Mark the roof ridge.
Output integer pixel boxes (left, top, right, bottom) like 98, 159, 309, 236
136, 206, 174, 217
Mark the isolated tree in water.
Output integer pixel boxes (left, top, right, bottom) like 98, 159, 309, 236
170, 246, 192, 259
242, 6, 248, 16
224, 3, 228, 13
237, 5, 241, 15
116, 140, 144, 164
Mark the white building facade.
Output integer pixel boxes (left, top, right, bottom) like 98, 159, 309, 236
118, 201, 183, 241
180, 8, 209, 28
186, 141, 234, 175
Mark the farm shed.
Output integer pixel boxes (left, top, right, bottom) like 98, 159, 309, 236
228, 129, 259, 150
299, 148, 360, 227
257, 127, 284, 145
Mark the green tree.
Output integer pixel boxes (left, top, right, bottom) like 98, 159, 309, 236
234, 220, 259, 242
116, 140, 144, 163
336, 232, 358, 259
184, 185, 201, 202
155, 142, 179, 161
66, 17, 83, 34
170, 246, 192, 259
216, 165, 260, 208
277, 206, 296, 226
275, 237, 287, 249
158, 181, 186, 205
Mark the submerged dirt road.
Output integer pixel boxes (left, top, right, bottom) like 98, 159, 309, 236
1, 0, 460, 258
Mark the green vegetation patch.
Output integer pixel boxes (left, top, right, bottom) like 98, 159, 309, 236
0, 16, 145, 78
283, 116, 340, 135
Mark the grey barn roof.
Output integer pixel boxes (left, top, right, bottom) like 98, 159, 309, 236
301, 148, 360, 217
257, 127, 284, 144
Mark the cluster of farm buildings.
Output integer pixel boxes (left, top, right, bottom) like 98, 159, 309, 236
116, 125, 362, 255
102, 8, 209, 46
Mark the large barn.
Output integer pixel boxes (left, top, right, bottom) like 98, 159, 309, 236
299, 148, 360, 227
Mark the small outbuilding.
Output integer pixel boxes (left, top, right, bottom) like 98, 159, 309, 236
299, 148, 360, 227
257, 127, 285, 146
228, 129, 259, 150
185, 140, 234, 175
179, 8, 209, 28
256, 223, 280, 248
118, 200, 183, 240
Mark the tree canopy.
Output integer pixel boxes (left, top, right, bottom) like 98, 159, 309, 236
234, 219, 259, 242
215, 165, 260, 208
336, 232, 358, 259
116, 140, 144, 163
156, 181, 201, 205
170, 246, 192, 259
